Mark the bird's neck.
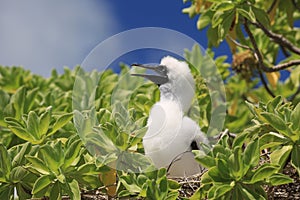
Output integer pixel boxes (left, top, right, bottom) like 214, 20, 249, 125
159, 84, 194, 112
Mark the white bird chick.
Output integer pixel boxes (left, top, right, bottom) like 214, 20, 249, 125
131, 56, 208, 177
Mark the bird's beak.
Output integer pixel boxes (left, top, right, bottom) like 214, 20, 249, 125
131, 64, 169, 85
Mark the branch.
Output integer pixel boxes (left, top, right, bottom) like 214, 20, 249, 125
271, 60, 300, 71
226, 35, 253, 51
280, 45, 291, 58
267, 0, 278, 14
244, 22, 276, 97
244, 22, 300, 72
253, 21, 300, 55
292, 0, 300, 12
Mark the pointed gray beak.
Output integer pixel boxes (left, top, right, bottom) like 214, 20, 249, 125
131, 64, 169, 85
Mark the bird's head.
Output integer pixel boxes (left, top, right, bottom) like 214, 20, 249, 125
131, 56, 195, 112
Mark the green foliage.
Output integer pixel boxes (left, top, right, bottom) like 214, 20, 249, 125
0, 67, 104, 199
118, 168, 180, 199
183, 0, 300, 106
193, 134, 293, 199
246, 96, 300, 176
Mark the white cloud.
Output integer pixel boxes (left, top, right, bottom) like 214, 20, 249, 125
0, 0, 118, 76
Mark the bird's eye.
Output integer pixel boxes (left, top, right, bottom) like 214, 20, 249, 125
158, 65, 167, 73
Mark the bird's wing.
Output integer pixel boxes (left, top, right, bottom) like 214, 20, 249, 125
181, 116, 209, 150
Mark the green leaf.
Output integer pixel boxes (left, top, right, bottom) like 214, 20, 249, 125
216, 158, 230, 178
208, 167, 229, 182
167, 179, 181, 190
268, 173, 293, 186
12, 86, 26, 120
165, 191, 179, 200
270, 145, 293, 167
26, 156, 50, 175
214, 183, 233, 199
214, 2, 235, 12
244, 139, 259, 168
260, 112, 294, 139
11, 142, 32, 167
0, 144, 11, 178
65, 179, 80, 200
228, 146, 243, 179
49, 182, 61, 200
32, 175, 53, 197
248, 164, 279, 184
48, 113, 73, 136
252, 6, 270, 28
207, 26, 220, 47
27, 111, 40, 140
212, 11, 224, 28
237, 6, 256, 22
197, 10, 213, 30
63, 139, 82, 168
39, 144, 61, 174
119, 175, 141, 193
39, 107, 51, 136
291, 103, 300, 131
194, 153, 216, 168
0, 184, 14, 200
291, 145, 300, 176
260, 132, 289, 149
237, 184, 259, 200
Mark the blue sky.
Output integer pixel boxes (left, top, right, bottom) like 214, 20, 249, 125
0, 0, 232, 77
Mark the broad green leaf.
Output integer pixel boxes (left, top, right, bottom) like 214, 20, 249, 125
252, 6, 270, 28
119, 175, 141, 193
27, 111, 40, 140
165, 191, 179, 200
65, 179, 80, 200
24, 87, 39, 112
9, 166, 27, 182
214, 183, 233, 199
16, 182, 32, 200
208, 167, 229, 182
11, 142, 32, 167
216, 158, 230, 178
167, 179, 180, 190
0, 184, 14, 200
32, 175, 53, 197
270, 145, 293, 167
39, 144, 61, 174
6, 126, 34, 142
268, 173, 293, 186
237, 6, 256, 22
260, 112, 294, 139
228, 146, 243, 180
244, 139, 259, 168
48, 113, 73, 136
63, 139, 82, 168
248, 164, 278, 184
39, 107, 51, 137
12, 86, 26, 120
207, 26, 220, 47
195, 153, 216, 168
291, 145, 300, 176
76, 163, 100, 175
26, 156, 50, 175
0, 144, 11, 177
49, 182, 61, 200
214, 2, 235, 12
197, 10, 213, 30
291, 103, 300, 132
260, 132, 289, 149
237, 184, 259, 200
212, 11, 225, 28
